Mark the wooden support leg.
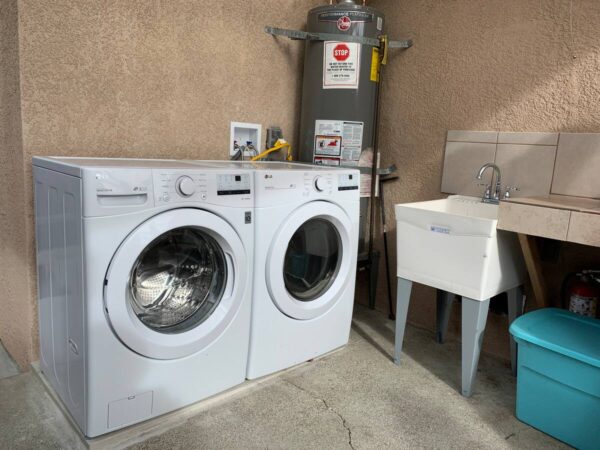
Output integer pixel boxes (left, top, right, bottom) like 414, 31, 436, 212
394, 277, 412, 365
461, 297, 490, 397
518, 234, 548, 308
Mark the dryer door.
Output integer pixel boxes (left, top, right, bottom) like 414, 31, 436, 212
266, 201, 353, 320
104, 208, 247, 360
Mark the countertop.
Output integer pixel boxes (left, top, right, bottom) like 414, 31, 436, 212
503, 195, 600, 215
498, 195, 600, 247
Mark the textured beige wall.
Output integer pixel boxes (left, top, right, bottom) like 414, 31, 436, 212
8, 0, 321, 367
370, 0, 600, 360
0, 0, 33, 369
5, 0, 600, 367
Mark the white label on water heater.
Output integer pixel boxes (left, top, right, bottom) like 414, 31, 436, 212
323, 41, 360, 89
314, 120, 364, 167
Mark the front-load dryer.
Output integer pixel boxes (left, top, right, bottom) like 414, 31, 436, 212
189, 161, 360, 379
33, 157, 254, 437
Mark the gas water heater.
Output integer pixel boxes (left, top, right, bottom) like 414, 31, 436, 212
298, 1, 384, 171
266, 0, 411, 252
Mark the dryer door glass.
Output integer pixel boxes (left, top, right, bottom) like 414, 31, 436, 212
129, 227, 227, 334
283, 218, 341, 301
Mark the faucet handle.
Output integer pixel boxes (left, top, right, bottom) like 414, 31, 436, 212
477, 182, 492, 199
503, 185, 520, 199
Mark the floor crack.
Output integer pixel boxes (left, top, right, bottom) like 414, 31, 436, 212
505, 425, 529, 441
283, 379, 355, 450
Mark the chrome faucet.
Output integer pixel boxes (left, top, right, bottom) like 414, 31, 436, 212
476, 163, 502, 204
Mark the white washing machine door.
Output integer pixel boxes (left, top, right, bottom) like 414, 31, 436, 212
266, 201, 352, 320
104, 208, 247, 360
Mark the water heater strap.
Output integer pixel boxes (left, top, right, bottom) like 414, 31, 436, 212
388, 39, 414, 49
265, 26, 412, 49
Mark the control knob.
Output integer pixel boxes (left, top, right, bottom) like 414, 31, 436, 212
176, 176, 196, 197
314, 176, 327, 192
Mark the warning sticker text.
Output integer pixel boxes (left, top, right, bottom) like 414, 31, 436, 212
323, 41, 360, 89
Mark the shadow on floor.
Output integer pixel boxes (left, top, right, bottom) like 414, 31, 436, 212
351, 305, 566, 449
0, 340, 19, 380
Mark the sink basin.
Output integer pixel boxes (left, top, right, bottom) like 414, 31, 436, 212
395, 195, 525, 300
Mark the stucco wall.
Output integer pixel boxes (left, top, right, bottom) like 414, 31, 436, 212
370, 0, 600, 359
0, 0, 32, 369
7, 0, 320, 368
4, 0, 600, 368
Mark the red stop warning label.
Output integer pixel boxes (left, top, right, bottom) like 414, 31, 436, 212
333, 44, 350, 61
324, 41, 360, 89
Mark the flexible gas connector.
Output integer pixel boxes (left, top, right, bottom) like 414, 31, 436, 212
251, 139, 292, 161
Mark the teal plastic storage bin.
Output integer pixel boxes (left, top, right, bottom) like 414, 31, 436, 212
510, 308, 600, 450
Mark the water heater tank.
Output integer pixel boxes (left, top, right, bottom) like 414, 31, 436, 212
297, 0, 385, 172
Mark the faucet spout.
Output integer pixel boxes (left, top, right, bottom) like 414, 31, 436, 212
475, 163, 502, 204
476, 163, 501, 183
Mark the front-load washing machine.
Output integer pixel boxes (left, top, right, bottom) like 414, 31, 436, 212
33, 157, 254, 437
190, 161, 360, 379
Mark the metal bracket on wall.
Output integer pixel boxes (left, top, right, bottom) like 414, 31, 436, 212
265, 26, 413, 49
387, 40, 413, 49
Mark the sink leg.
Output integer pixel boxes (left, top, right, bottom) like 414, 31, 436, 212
394, 277, 412, 365
507, 285, 525, 377
461, 297, 490, 397
436, 290, 454, 344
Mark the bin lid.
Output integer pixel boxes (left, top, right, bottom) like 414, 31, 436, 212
509, 308, 600, 369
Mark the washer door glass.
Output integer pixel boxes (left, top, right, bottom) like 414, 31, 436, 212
129, 227, 227, 334
283, 218, 341, 301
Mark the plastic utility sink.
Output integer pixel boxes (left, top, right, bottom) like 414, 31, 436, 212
395, 195, 525, 301
394, 195, 527, 396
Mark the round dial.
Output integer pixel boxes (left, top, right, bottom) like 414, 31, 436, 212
176, 176, 196, 197
314, 176, 327, 192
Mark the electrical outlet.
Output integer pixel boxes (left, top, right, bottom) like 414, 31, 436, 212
230, 122, 262, 160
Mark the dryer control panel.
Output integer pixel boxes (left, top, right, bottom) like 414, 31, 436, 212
337, 173, 359, 191
255, 168, 359, 207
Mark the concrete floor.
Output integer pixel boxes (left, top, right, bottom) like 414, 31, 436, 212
0, 306, 567, 449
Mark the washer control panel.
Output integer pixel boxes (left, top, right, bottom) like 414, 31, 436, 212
176, 175, 196, 197
156, 172, 207, 204
217, 174, 251, 196
153, 170, 252, 206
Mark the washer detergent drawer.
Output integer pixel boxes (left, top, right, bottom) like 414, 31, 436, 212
108, 391, 153, 429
